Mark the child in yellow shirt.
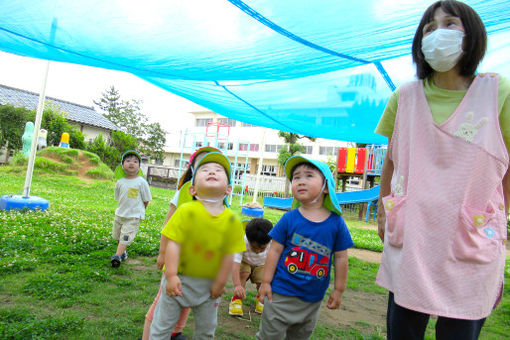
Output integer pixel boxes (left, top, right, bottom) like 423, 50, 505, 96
150, 152, 246, 339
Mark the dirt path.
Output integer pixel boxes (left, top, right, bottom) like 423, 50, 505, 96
350, 248, 382, 263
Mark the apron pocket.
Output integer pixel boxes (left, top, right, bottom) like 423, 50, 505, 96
452, 205, 503, 264
382, 194, 407, 248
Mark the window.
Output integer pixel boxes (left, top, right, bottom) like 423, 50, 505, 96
304, 146, 313, 154
265, 144, 278, 152
319, 146, 338, 155
261, 164, 277, 176
240, 143, 259, 152
196, 118, 212, 127
195, 142, 203, 148
217, 118, 236, 127
174, 159, 187, 168
228, 142, 234, 150
241, 122, 256, 127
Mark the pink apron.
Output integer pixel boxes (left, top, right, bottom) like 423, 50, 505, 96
376, 74, 508, 319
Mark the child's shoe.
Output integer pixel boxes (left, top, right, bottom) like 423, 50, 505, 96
111, 254, 121, 268
255, 300, 264, 314
120, 251, 128, 261
229, 298, 243, 316
171, 332, 187, 340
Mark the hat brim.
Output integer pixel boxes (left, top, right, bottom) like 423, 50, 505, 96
193, 151, 231, 183
284, 155, 342, 215
190, 146, 220, 164
121, 150, 142, 163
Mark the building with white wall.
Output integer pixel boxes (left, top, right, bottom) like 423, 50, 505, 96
162, 110, 349, 177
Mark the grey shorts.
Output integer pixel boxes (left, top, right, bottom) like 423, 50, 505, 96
256, 292, 322, 340
112, 215, 140, 245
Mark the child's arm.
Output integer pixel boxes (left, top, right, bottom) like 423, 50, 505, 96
258, 240, 284, 303
327, 250, 348, 309
232, 260, 245, 299
164, 239, 182, 297
156, 204, 177, 269
211, 254, 233, 299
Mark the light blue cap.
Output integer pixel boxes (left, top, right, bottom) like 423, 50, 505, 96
284, 155, 342, 215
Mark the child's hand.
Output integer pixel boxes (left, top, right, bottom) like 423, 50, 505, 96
233, 285, 246, 300
165, 275, 182, 297
156, 254, 165, 270
327, 289, 343, 309
258, 282, 272, 303
210, 281, 226, 299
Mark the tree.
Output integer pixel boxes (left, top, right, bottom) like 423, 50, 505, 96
94, 87, 167, 163
139, 121, 166, 162
0, 104, 32, 154
93, 86, 122, 122
277, 131, 316, 196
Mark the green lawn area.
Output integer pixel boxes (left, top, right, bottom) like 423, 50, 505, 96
0, 166, 508, 339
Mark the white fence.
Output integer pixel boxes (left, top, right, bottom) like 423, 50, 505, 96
242, 174, 287, 194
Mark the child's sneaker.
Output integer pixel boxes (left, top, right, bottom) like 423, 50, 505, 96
255, 300, 264, 314
229, 298, 243, 316
120, 251, 128, 261
111, 254, 121, 268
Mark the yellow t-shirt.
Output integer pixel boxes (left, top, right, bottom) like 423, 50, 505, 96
375, 76, 510, 152
162, 200, 246, 279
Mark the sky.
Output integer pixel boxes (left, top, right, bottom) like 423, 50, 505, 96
0, 51, 203, 133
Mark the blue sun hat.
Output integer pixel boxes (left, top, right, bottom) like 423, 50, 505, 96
284, 155, 342, 215
191, 151, 232, 206
114, 150, 144, 179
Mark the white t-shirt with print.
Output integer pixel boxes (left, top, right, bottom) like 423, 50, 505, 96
115, 177, 151, 219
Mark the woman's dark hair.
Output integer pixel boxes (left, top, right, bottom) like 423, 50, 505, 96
246, 218, 273, 245
412, 0, 486, 79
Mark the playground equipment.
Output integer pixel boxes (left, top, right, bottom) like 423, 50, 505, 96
22, 122, 34, 158
177, 122, 252, 206
337, 145, 386, 190
263, 185, 380, 221
37, 129, 48, 151
59, 132, 70, 148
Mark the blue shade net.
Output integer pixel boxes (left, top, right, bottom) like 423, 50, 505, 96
0, 0, 509, 143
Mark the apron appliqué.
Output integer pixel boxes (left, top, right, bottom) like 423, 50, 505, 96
454, 111, 488, 143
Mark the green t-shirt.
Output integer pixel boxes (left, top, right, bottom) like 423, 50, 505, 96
375, 76, 510, 152
162, 200, 246, 279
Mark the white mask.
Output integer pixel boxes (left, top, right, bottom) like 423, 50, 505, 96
421, 29, 464, 72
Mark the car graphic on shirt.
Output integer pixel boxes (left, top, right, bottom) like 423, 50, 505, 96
284, 246, 329, 279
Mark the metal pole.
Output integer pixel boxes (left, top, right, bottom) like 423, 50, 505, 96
252, 127, 267, 202
23, 60, 50, 197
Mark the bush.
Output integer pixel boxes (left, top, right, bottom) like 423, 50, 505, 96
85, 134, 120, 170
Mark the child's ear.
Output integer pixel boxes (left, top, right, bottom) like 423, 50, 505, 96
323, 181, 329, 194
225, 184, 233, 196
189, 185, 197, 197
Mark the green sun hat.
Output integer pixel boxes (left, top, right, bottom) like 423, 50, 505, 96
192, 151, 231, 206
114, 150, 143, 180
284, 155, 342, 215
193, 151, 231, 184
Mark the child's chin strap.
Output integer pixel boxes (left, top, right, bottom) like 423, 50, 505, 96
309, 181, 326, 204
195, 195, 226, 203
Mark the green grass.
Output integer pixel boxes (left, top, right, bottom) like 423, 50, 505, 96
9, 147, 113, 180
0, 168, 508, 339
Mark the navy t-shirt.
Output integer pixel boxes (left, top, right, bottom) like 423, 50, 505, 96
269, 209, 353, 302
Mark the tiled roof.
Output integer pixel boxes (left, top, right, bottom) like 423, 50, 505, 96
0, 84, 119, 131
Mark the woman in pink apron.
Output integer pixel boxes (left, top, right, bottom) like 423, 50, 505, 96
375, 1, 510, 339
